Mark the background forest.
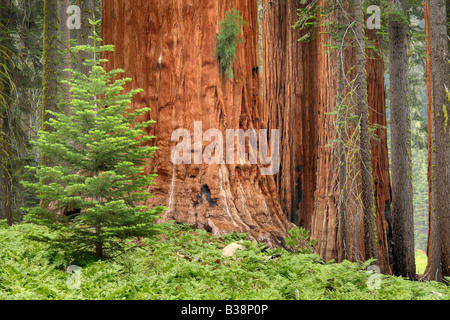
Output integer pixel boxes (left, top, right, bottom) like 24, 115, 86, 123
0, 0, 449, 300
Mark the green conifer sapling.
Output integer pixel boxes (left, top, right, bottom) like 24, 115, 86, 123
21, 19, 166, 259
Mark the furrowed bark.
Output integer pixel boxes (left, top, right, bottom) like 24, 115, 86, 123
388, 0, 416, 279
101, 0, 294, 247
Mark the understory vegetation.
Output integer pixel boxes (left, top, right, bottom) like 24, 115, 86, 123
0, 221, 448, 300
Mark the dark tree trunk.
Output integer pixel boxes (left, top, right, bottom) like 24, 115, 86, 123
424, 0, 433, 270
77, 0, 95, 76
42, 0, 59, 176
388, 0, 416, 279
0, 0, 14, 226
354, 0, 377, 262
426, 0, 450, 281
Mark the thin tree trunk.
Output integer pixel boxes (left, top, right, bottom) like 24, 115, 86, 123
354, 0, 377, 262
42, 0, 59, 173
60, 0, 72, 116
424, 0, 433, 271
0, 0, 14, 226
43, 0, 58, 123
365, 29, 393, 274
336, 3, 348, 262
427, 0, 450, 281
77, 0, 95, 76
388, 0, 416, 279
0, 156, 12, 226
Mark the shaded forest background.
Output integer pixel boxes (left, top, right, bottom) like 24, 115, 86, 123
0, 0, 448, 281
0, 0, 433, 248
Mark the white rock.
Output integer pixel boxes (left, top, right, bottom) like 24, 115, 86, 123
222, 243, 246, 257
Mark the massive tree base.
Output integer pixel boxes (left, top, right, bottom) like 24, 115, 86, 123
101, 0, 294, 247
261, 0, 392, 272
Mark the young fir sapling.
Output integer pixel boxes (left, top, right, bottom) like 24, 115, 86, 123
21, 19, 166, 259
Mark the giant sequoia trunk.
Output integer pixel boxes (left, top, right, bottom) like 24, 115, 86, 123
261, 0, 318, 228
101, 0, 294, 247
261, 0, 391, 272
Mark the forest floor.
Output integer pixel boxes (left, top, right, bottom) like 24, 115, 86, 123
415, 250, 428, 275
0, 221, 448, 300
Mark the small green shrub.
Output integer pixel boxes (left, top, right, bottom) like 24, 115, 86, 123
214, 9, 246, 79
220, 230, 249, 243
284, 227, 317, 253
20, 20, 165, 259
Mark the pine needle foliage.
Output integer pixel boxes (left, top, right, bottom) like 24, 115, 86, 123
21, 19, 165, 259
214, 9, 247, 79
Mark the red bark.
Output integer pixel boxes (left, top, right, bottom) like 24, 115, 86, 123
424, 0, 433, 269
366, 31, 392, 274
101, 0, 294, 247
261, 0, 318, 228
262, 1, 391, 272
100, 1, 392, 267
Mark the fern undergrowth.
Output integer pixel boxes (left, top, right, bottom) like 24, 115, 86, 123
0, 220, 448, 300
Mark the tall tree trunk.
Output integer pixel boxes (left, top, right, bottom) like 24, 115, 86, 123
43, 0, 58, 122
426, 0, 450, 281
336, 3, 348, 261
354, 0, 377, 262
366, 30, 393, 274
424, 0, 433, 271
0, 0, 14, 226
42, 0, 59, 170
388, 0, 416, 279
60, 0, 72, 115
261, 0, 318, 228
310, 1, 369, 265
0, 149, 12, 225
261, 0, 391, 272
77, 0, 95, 76
101, 0, 294, 247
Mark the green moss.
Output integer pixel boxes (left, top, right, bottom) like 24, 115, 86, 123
443, 104, 448, 132
214, 9, 246, 80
